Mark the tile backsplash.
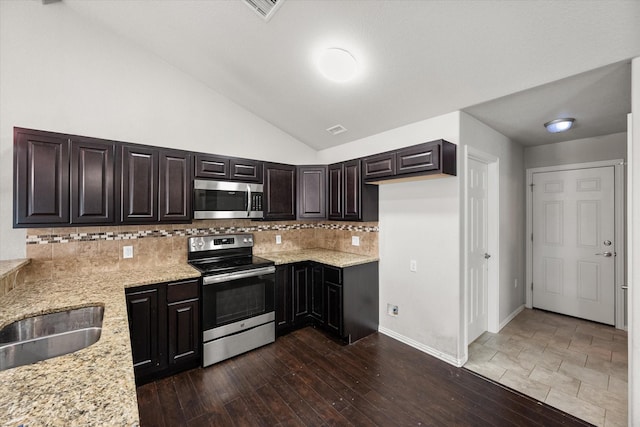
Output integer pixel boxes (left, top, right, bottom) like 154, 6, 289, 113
23, 220, 378, 283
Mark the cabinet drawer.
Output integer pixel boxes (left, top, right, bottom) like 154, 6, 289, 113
230, 158, 263, 183
363, 152, 396, 180
396, 142, 440, 175
323, 266, 342, 284
167, 279, 199, 303
194, 154, 229, 179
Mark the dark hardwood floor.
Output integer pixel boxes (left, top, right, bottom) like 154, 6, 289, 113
137, 327, 592, 426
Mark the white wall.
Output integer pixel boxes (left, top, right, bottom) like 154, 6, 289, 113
319, 112, 464, 364
0, 1, 316, 260
459, 113, 526, 324
628, 56, 639, 427
524, 133, 627, 169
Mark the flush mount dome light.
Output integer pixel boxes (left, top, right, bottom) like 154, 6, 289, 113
544, 118, 575, 133
317, 48, 358, 83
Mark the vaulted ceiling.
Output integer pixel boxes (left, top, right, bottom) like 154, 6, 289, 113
62, 0, 640, 149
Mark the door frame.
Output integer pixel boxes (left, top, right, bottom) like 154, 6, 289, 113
464, 146, 500, 347
525, 159, 626, 329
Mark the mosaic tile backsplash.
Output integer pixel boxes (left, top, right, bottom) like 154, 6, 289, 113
23, 220, 378, 283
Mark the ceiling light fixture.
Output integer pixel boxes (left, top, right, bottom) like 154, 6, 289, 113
317, 48, 359, 83
544, 118, 575, 133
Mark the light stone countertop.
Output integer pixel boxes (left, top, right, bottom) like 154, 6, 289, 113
0, 264, 201, 427
0, 259, 30, 280
259, 248, 378, 268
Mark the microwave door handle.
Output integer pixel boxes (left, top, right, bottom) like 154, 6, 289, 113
246, 184, 251, 217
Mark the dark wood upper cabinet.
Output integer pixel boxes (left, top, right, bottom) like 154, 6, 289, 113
328, 164, 343, 219
120, 145, 158, 223
70, 138, 115, 224
297, 165, 327, 220
194, 154, 229, 179
364, 139, 457, 183
328, 160, 378, 222
230, 158, 262, 183
396, 142, 440, 174
14, 128, 70, 226
343, 160, 361, 220
362, 152, 396, 180
263, 162, 296, 220
159, 149, 191, 222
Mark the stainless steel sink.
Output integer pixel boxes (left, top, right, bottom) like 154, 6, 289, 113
0, 305, 104, 371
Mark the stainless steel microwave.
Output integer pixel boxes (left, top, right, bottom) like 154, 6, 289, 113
193, 179, 263, 219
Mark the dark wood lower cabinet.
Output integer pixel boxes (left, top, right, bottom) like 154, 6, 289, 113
126, 278, 200, 385
275, 261, 378, 343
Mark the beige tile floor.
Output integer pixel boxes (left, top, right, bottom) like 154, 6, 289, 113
465, 308, 628, 427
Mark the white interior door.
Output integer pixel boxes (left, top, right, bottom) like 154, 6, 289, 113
467, 158, 489, 343
532, 166, 615, 325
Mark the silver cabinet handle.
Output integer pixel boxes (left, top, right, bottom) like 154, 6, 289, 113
595, 252, 613, 257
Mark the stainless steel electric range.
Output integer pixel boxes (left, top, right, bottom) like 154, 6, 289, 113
187, 234, 275, 367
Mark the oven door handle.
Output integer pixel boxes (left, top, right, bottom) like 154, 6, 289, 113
203, 266, 276, 285
246, 184, 251, 217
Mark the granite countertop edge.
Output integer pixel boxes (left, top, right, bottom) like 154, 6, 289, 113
0, 258, 31, 280
0, 264, 201, 427
259, 248, 379, 268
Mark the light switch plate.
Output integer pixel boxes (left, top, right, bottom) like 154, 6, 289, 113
276, 235, 282, 244
351, 236, 360, 246
123, 245, 134, 259
410, 260, 417, 272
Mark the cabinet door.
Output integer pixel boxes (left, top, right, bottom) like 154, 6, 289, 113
159, 150, 191, 222
310, 264, 324, 322
396, 142, 440, 175
297, 166, 326, 219
167, 299, 199, 365
343, 159, 361, 220
275, 265, 293, 334
70, 138, 115, 224
194, 154, 229, 179
293, 264, 310, 322
121, 145, 158, 223
264, 162, 296, 220
328, 164, 343, 219
14, 129, 69, 226
230, 158, 263, 183
325, 281, 343, 336
363, 152, 396, 181
126, 287, 167, 377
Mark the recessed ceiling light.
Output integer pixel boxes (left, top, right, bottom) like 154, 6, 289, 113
544, 118, 575, 133
317, 48, 358, 83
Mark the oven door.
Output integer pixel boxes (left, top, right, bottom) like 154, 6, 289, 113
201, 266, 275, 333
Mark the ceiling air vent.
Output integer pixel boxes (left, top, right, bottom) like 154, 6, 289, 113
243, 0, 284, 21
326, 125, 348, 136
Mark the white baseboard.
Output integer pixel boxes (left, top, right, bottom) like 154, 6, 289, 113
378, 326, 465, 367
499, 304, 525, 331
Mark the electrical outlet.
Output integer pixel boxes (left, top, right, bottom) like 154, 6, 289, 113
351, 236, 360, 246
276, 235, 282, 244
410, 260, 417, 272
387, 304, 399, 316
123, 245, 133, 259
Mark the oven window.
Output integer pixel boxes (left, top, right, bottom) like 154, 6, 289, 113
202, 272, 275, 330
216, 282, 265, 325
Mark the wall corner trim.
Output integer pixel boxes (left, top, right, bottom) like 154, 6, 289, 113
378, 326, 465, 367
